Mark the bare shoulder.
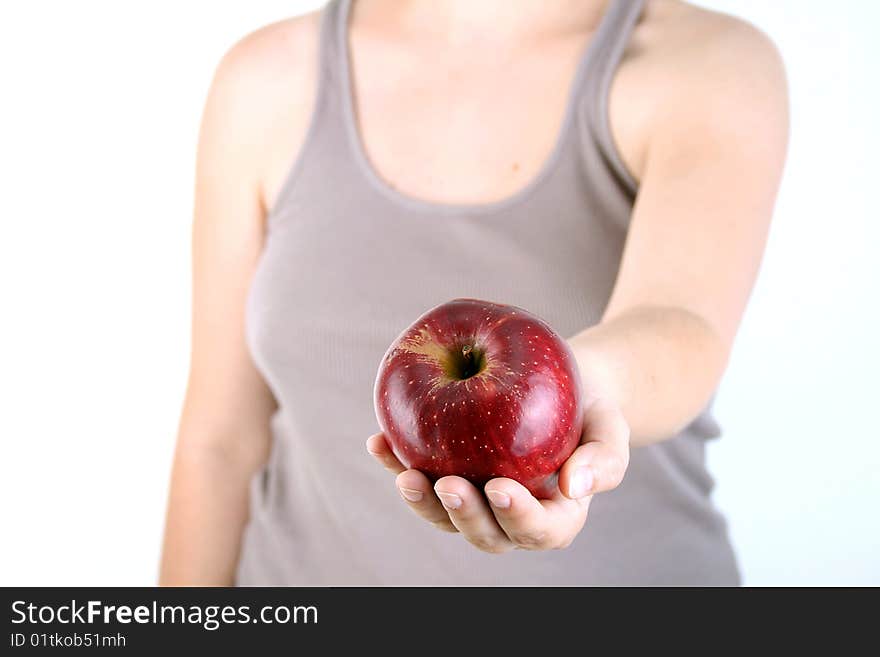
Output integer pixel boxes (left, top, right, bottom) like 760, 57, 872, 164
651, 1, 779, 48
638, 0, 787, 118
614, 0, 788, 179
213, 13, 320, 96
199, 12, 323, 206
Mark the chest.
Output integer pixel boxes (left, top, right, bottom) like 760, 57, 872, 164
346, 30, 646, 206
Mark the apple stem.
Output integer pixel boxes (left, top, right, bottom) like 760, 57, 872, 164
456, 344, 483, 379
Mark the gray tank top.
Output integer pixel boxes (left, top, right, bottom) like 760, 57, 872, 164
237, 0, 740, 585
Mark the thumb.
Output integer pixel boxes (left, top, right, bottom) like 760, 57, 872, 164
558, 398, 630, 499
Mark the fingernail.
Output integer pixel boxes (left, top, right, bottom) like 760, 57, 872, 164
569, 466, 593, 498
398, 487, 423, 503
436, 492, 462, 510
486, 490, 511, 509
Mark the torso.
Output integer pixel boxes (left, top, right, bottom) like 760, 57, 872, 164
234, 0, 743, 585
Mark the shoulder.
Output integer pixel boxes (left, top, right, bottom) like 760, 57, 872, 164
204, 12, 321, 123
644, 1, 787, 125
200, 13, 322, 146
198, 12, 323, 202
615, 1, 788, 175
213, 13, 320, 94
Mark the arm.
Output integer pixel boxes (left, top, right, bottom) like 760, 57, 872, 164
368, 17, 788, 552
570, 19, 789, 446
160, 33, 286, 585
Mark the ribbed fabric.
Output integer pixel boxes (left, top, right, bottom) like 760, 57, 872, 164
237, 0, 740, 585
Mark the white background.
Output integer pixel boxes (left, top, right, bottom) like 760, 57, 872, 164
1, 1, 877, 585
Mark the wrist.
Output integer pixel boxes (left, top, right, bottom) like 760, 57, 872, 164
568, 333, 629, 412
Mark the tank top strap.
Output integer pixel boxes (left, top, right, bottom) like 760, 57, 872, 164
582, 0, 646, 84
314, 0, 347, 106
576, 0, 646, 196
312, 0, 371, 172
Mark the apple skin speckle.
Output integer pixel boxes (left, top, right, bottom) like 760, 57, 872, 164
373, 298, 584, 499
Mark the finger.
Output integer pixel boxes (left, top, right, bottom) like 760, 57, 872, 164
394, 470, 457, 532
558, 399, 630, 499
365, 433, 406, 475
434, 476, 513, 553
484, 478, 587, 550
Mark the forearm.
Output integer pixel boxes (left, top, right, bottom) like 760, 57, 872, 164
569, 305, 729, 447
159, 439, 261, 586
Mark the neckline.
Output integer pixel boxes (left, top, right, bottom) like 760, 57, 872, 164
336, 0, 622, 216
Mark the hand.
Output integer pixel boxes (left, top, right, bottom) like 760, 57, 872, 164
366, 398, 630, 553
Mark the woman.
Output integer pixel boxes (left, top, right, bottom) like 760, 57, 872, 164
161, 0, 787, 585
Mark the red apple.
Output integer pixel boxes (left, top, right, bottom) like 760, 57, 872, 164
374, 298, 583, 498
